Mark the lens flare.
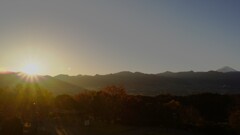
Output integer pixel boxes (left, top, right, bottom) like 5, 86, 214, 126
21, 63, 40, 75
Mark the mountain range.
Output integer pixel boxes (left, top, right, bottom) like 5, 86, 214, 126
0, 67, 239, 96
0, 72, 85, 95
216, 66, 238, 73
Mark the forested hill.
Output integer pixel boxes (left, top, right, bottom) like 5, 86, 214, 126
0, 72, 85, 95
0, 71, 239, 96
55, 71, 240, 96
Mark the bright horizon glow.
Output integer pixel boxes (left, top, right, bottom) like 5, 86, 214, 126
0, 1, 240, 75
21, 63, 41, 75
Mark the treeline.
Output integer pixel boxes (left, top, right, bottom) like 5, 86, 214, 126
0, 85, 240, 134
56, 86, 240, 134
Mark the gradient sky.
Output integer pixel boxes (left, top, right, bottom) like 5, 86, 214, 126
0, 0, 239, 75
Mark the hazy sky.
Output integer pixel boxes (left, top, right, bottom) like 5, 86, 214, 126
0, 0, 239, 75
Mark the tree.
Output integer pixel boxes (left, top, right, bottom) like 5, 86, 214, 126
75, 91, 96, 115
229, 109, 240, 133
55, 94, 77, 110
180, 106, 204, 127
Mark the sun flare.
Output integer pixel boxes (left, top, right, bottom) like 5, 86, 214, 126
21, 63, 40, 75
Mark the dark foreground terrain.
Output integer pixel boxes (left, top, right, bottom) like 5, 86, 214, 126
0, 85, 239, 135
3, 118, 205, 135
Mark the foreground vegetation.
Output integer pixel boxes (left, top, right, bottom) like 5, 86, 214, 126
0, 85, 239, 134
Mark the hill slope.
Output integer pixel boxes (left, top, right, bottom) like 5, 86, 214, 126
0, 72, 85, 95
55, 71, 240, 96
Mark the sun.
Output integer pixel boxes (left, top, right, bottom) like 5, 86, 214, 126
21, 63, 40, 75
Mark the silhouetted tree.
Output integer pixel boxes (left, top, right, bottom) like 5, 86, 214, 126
75, 91, 96, 116
1, 116, 23, 135
55, 94, 77, 110
180, 106, 204, 127
229, 109, 240, 133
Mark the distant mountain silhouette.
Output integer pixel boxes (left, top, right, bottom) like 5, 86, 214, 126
217, 66, 238, 73
1, 71, 240, 96
0, 72, 85, 95
55, 71, 240, 96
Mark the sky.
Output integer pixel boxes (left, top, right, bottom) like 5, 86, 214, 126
0, 0, 239, 75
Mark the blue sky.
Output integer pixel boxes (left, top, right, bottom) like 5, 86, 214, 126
0, 0, 239, 75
